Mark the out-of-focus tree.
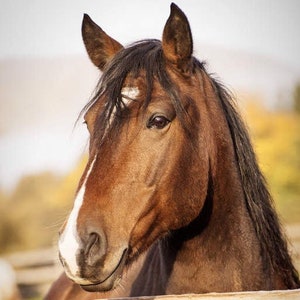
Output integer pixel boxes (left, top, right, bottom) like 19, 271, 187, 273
293, 83, 300, 114
0, 173, 61, 253
51, 155, 87, 210
0, 156, 87, 254
245, 101, 300, 223
0, 154, 88, 254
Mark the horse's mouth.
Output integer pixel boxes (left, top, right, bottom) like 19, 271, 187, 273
80, 248, 128, 292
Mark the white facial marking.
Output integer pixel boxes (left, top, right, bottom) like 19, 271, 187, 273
105, 86, 140, 134
58, 156, 97, 280
121, 86, 139, 105
59, 88, 139, 281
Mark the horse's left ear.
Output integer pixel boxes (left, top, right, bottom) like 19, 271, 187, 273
82, 14, 123, 70
162, 3, 193, 73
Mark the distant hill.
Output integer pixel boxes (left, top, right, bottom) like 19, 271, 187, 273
196, 43, 300, 109
0, 46, 299, 189
1, 47, 299, 134
0, 56, 98, 135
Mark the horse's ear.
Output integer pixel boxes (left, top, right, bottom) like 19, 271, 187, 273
162, 3, 193, 73
82, 14, 123, 70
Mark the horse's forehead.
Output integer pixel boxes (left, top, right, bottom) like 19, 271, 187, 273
123, 73, 167, 97
84, 71, 178, 131
121, 86, 140, 105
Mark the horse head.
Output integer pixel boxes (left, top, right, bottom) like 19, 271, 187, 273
58, 4, 212, 292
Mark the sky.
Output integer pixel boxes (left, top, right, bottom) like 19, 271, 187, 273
0, 0, 300, 68
0, 0, 300, 190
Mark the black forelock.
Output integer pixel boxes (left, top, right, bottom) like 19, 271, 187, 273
80, 39, 203, 141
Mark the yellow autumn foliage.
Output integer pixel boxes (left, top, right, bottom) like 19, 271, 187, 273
244, 101, 300, 223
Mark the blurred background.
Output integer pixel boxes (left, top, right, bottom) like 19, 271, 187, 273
0, 0, 299, 299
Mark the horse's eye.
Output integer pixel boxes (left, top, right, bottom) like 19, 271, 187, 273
147, 115, 170, 129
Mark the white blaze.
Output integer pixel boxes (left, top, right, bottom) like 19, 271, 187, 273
58, 156, 97, 278
121, 86, 139, 104
58, 87, 139, 280
104, 86, 140, 136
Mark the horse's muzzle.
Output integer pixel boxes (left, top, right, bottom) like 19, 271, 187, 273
59, 227, 129, 291
80, 248, 128, 292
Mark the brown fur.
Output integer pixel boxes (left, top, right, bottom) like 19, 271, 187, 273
45, 3, 299, 300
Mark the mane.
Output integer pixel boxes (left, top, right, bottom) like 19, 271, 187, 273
211, 79, 300, 288
82, 39, 299, 287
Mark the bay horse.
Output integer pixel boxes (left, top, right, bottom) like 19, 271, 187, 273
45, 3, 300, 300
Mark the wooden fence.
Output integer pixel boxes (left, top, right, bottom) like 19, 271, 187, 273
3, 247, 62, 299
2, 225, 300, 299
115, 226, 300, 299
102, 289, 300, 300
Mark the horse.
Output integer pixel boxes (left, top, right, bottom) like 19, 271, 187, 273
45, 3, 300, 300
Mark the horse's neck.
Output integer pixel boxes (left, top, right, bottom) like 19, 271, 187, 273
129, 162, 265, 296
162, 162, 264, 293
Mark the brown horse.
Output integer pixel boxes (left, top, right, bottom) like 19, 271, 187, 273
45, 3, 300, 300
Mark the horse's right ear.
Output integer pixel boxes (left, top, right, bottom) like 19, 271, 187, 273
82, 14, 123, 70
162, 3, 193, 73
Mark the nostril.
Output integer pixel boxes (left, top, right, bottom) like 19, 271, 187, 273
85, 232, 100, 257
83, 231, 108, 267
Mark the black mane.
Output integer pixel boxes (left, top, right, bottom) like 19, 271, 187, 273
82, 39, 299, 288
212, 80, 299, 288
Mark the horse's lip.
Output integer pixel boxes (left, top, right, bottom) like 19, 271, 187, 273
80, 248, 128, 292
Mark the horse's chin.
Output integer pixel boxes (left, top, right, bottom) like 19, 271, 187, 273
80, 248, 128, 292
80, 277, 121, 292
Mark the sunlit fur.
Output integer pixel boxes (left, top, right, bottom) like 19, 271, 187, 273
46, 4, 299, 300
82, 39, 300, 289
